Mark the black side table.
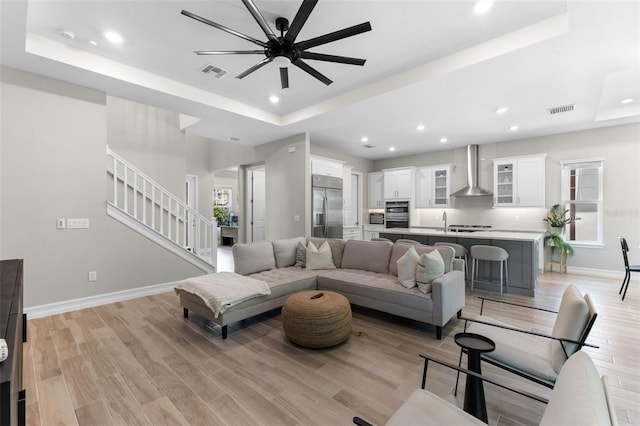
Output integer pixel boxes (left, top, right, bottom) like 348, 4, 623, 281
454, 332, 496, 423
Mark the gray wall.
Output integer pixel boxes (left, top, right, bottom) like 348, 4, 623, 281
372, 123, 640, 271
0, 68, 208, 308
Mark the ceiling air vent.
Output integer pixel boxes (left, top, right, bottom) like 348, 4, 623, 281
547, 104, 575, 115
362, 144, 375, 148
200, 64, 228, 79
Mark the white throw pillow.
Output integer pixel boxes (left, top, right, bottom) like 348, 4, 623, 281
416, 250, 445, 294
306, 241, 336, 270
397, 246, 420, 288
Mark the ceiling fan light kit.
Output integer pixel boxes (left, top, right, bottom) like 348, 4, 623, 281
182, 0, 372, 89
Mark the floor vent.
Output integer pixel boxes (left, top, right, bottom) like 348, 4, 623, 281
547, 104, 575, 115
200, 64, 228, 78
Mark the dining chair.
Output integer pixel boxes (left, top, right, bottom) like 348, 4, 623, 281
619, 237, 640, 301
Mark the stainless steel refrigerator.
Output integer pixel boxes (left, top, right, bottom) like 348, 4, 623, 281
312, 174, 343, 238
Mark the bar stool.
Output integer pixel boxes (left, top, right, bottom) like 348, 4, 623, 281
470, 245, 509, 296
434, 242, 468, 280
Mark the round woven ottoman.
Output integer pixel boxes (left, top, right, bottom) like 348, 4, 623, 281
282, 290, 352, 349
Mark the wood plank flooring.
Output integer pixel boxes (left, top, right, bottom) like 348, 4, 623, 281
23, 270, 640, 425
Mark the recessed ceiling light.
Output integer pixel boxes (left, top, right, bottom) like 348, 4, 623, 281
389, 147, 396, 152
104, 31, 124, 44
495, 107, 509, 114
416, 124, 425, 131
473, 0, 494, 14
440, 137, 448, 143
621, 98, 634, 104
509, 125, 519, 131
269, 95, 279, 104
361, 136, 369, 143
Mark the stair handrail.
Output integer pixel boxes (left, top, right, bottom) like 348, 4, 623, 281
106, 145, 216, 266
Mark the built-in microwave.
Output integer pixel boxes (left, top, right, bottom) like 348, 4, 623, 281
369, 213, 384, 224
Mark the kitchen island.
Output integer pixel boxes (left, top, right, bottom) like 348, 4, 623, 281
380, 228, 543, 296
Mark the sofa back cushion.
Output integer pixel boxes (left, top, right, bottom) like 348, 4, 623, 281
388, 243, 454, 276
232, 241, 276, 276
272, 237, 307, 268
308, 237, 345, 268
341, 240, 393, 273
540, 351, 613, 426
550, 284, 591, 373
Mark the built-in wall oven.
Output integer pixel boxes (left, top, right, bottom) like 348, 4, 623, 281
385, 201, 410, 228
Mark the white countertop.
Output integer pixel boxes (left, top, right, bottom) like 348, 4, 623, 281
381, 227, 544, 242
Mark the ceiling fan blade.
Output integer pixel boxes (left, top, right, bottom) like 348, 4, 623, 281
181, 10, 267, 48
241, 0, 278, 42
299, 51, 366, 66
284, 0, 318, 44
280, 67, 289, 89
296, 22, 372, 51
236, 57, 273, 79
292, 59, 332, 85
195, 50, 265, 55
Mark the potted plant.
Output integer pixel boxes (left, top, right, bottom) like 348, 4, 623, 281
543, 204, 580, 268
213, 207, 229, 227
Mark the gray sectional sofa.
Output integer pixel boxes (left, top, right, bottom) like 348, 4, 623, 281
176, 237, 466, 340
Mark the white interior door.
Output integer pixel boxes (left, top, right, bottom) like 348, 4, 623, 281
185, 174, 198, 251
247, 167, 266, 242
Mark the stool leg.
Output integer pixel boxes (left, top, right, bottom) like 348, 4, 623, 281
505, 261, 509, 294
499, 261, 503, 298
471, 259, 476, 293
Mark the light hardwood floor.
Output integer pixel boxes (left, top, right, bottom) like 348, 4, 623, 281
24, 268, 639, 425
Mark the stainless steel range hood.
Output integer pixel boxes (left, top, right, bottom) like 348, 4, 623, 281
451, 145, 492, 197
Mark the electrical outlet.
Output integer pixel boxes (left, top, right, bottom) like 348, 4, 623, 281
56, 218, 66, 229
88, 271, 97, 282
515, 215, 521, 221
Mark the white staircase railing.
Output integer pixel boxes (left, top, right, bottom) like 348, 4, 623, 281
106, 146, 216, 271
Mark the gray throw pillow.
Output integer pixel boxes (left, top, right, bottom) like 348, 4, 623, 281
294, 242, 306, 268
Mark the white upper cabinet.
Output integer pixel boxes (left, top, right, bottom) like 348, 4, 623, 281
493, 154, 546, 207
368, 172, 384, 208
311, 156, 344, 178
416, 165, 451, 208
383, 167, 414, 200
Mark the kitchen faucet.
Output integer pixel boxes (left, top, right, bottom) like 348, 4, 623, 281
442, 211, 447, 233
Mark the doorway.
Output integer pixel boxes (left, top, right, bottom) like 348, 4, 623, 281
246, 166, 266, 242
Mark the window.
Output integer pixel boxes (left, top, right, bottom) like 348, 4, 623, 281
560, 158, 603, 244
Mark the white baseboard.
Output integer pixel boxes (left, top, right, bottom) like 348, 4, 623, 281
565, 266, 639, 281
25, 281, 181, 319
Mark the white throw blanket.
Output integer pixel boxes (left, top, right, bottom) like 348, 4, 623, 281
175, 272, 271, 318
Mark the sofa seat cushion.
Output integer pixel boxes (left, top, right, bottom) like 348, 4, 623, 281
317, 269, 434, 313
248, 267, 319, 299
386, 388, 486, 426
466, 315, 557, 381
541, 351, 614, 426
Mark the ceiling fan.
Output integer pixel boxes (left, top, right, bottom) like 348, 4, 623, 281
181, 0, 372, 89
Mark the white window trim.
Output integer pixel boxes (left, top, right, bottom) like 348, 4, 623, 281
560, 158, 604, 244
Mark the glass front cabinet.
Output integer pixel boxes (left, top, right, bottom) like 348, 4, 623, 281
493, 155, 546, 207
416, 165, 451, 208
